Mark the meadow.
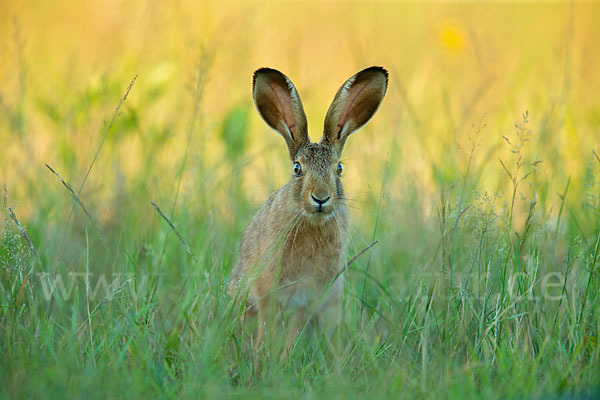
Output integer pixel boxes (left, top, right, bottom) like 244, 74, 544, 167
1, 1, 600, 398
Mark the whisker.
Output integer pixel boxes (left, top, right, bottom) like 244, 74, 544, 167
287, 211, 304, 257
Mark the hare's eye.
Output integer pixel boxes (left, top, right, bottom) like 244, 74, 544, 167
337, 162, 343, 176
293, 162, 302, 177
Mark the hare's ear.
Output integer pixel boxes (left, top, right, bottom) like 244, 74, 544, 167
253, 68, 309, 159
321, 66, 388, 155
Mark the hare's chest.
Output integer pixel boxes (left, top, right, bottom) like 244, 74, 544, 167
276, 246, 344, 309
272, 218, 346, 308
281, 220, 344, 268
281, 235, 343, 279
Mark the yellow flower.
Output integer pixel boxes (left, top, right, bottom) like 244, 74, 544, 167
439, 22, 466, 53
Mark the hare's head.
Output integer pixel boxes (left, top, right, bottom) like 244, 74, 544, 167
252, 66, 388, 221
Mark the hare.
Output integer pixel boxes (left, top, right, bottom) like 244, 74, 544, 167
229, 66, 388, 356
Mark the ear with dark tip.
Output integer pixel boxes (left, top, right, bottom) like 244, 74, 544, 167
252, 68, 309, 159
321, 66, 388, 155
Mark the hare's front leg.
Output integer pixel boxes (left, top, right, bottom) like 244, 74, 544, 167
279, 308, 307, 364
317, 296, 342, 343
252, 299, 269, 377
254, 300, 268, 353
315, 275, 343, 335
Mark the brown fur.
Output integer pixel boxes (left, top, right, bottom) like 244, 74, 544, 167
228, 66, 388, 355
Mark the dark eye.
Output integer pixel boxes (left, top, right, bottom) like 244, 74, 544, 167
293, 162, 302, 177
337, 162, 343, 176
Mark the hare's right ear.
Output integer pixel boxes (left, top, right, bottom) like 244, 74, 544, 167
253, 68, 309, 159
321, 66, 388, 156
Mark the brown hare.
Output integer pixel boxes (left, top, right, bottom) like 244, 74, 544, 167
229, 66, 388, 357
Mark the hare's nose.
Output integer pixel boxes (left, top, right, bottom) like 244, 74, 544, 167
310, 194, 331, 206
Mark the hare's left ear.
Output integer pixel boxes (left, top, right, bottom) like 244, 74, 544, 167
321, 66, 388, 156
253, 68, 309, 160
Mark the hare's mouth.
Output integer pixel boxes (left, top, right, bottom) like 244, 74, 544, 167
304, 211, 335, 225
303, 203, 335, 221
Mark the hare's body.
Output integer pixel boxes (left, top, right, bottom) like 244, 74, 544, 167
230, 150, 348, 314
228, 66, 388, 355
